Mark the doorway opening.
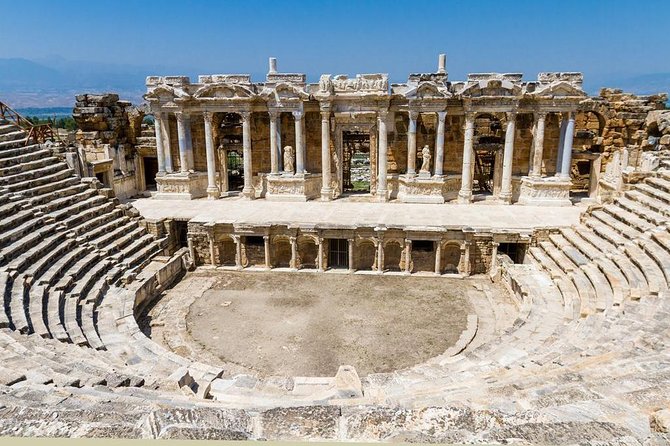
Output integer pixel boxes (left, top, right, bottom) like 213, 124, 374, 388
342, 130, 371, 193
328, 239, 349, 269
498, 242, 526, 264
143, 156, 158, 191
473, 114, 504, 196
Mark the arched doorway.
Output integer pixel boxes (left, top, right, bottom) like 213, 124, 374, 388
441, 243, 461, 274
298, 237, 318, 269
473, 113, 504, 200
384, 241, 403, 272
272, 237, 292, 268
356, 240, 376, 271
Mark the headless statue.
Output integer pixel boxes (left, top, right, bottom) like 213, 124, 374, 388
420, 145, 431, 174
283, 145, 295, 174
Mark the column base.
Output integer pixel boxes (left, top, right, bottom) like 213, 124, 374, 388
320, 187, 333, 201
376, 189, 389, 202
242, 186, 256, 199
207, 187, 221, 200
457, 189, 472, 204
497, 192, 513, 205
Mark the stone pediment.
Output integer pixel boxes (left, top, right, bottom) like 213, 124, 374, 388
460, 77, 522, 97
193, 83, 256, 100
260, 82, 309, 104
531, 80, 586, 98
144, 85, 191, 101
403, 81, 451, 100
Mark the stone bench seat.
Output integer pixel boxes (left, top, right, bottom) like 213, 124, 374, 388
0, 137, 31, 151
0, 142, 40, 158
0, 148, 51, 169
49, 195, 108, 221
539, 241, 576, 273
0, 213, 41, 248
0, 156, 60, 178
585, 218, 628, 247
615, 196, 668, 226
0, 219, 52, 260
44, 289, 70, 342
8, 278, 30, 333
123, 240, 163, 270
27, 284, 49, 338
0, 201, 20, 220
100, 226, 147, 257
73, 209, 126, 238
638, 238, 670, 285
89, 219, 139, 250
528, 246, 563, 279
115, 234, 155, 266
0, 130, 26, 143
18, 176, 81, 200
651, 230, 670, 254
603, 204, 654, 233
554, 276, 582, 320
54, 252, 100, 294
645, 175, 670, 195
23, 238, 77, 281
625, 189, 670, 217
580, 263, 614, 311
0, 161, 69, 187
0, 208, 33, 234
80, 301, 105, 350
6, 166, 74, 193
63, 295, 88, 347
549, 234, 590, 266
60, 201, 116, 230
37, 188, 99, 215
623, 244, 667, 295
560, 227, 602, 260
590, 210, 642, 241
636, 182, 670, 206
6, 228, 70, 273
37, 246, 91, 288
0, 272, 12, 329
29, 183, 90, 209
70, 259, 112, 302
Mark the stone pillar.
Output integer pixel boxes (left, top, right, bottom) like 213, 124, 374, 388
435, 111, 446, 177
404, 239, 412, 274
530, 111, 546, 178
176, 112, 190, 173
220, 148, 229, 194
293, 110, 305, 174
348, 238, 355, 273
240, 112, 254, 198
269, 111, 280, 175
407, 110, 418, 176
434, 241, 442, 274
184, 114, 194, 170
203, 111, 220, 199
161, 112, 173, 173
560, 112, 576, 179
264, 235, 271, 269
377, 238, 384, 274
153, 113, 166, 175
377, 109, 389, 202
208, 235, 216, 266
234, 236, 242, 269
556, 113, 568, 176
490, 241, 500, 274
499, 111, 517, 203
318, 237, 325, 271
458, 112, 476, 203
290, 236, 298, 270
320, 108, 333, 200
460, 241, 471, 276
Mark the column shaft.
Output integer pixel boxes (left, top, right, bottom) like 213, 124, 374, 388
293, 111, 305, 174
434, 242, 442, 274
560, 113, 576, 179
531, 112, 546, 177
269, 112, 279, 174
154, 113, 166, 175
556, 114, 568, 175
348, 239, 355, 272
234, 236, 242, 269
499, 112, 516, 202
377, 239, 384, 273
160, 113, 173, 173
318, 238, 324, 271
203, 112, 219, 199
435, 111, 446, 176
208, 235, 216, 266
241, 112, 254, 198
404, 240, 412, 274
407, 111, 418, 175
264, 236, 271, 268
457, 113, 476, 203
290, 237, 298, 270
176, 112, 189, 173
320, 110, 332, 200
377, 110, 388, 201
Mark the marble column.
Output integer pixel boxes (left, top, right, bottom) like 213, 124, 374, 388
348, 238, 355, 272
290, 236, 298, 270
318, 237, 324, 271
203, 111, 220, 199
530, 112, 546, 178
560, 112, 576, 179
240, 111, 254, 198
220, 148, 229, 194
293, 110, 305, 174
457, 112, 476, 203
377, 109, 389, 201
499, 111, 517, 203
556, 113, 568, 176
208, 235, 216, 266
264, 235, 271, 269
184, 114, 194, 170
161, 112, 173, 173
234, 236, 242, 269
434, 241, 442, 274
153, 113, 166, 175
175, 112, 190, 173
407, 110, 418, 176
404, 240, 412, 274
320, 108, 333, 200
462, 241, 471, 275
435, 111, 446, 177
269, 111, 280, 175
377, 239, 384, 274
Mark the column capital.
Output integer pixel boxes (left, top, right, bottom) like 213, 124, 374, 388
268, 109, 280, 119
464, 111, 476, 122
319, 101, 332, 113
505, 110, 517, 121
239, 111, 251, 122
437, 110, 447, 121
153, 111, 163, 122
263, 235, 270, 241
320, 110, 331, 121
202, 110, 213, 123
289, 235, 297, 243
378, 108, 389, 120
292, 110, 303, 120
533, 110, 548, 120
175, 111, 186, 123
408, 109, 419, 120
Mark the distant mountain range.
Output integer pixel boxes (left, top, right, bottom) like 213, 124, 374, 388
1, 57, 668, 108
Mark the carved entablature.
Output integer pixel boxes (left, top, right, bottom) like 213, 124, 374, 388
193, 83, 256, 101
260, 75, 309, 108
319, 74, 389, 96
460, 74, 523, 98
198, 74, 252, 84
144, 81, 192, 103
528, 80, 586, 98
266, 73, 307, 84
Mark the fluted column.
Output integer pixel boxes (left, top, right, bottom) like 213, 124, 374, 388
457, 112, 476, 203
407, 110, 418, 176
530, 111, 546, 178
556, 113, 568, 176
240, 111, 254, 198
269, 111, 280, 175
560, 112, 576, 179
320, 108, 333, 200
293, 110, 305, 174
153, 113, 166, 175
160, 112, 173, 173
377, 109, 389, 202
499, 111, 517, 203
203, 111, 219, 199
176, 112, 190, 173
435, 111, 446, 177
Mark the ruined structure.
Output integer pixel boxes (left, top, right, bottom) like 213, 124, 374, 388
0, 52, 669, 443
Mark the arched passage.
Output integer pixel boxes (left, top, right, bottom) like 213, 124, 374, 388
298, 237, 318, 269
384, 241, 403, 272
355, 239, 376, 271
272, 237, 292, 268
441, 243, 462, 274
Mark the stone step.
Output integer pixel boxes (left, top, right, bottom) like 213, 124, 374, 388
6, 165, 74, 193
590, 210, 641, 241
638, 238, 670, 285
8, 278, 30, 333
636, 182, 670, 206
0, 148, 51, 169
0, 160, 67, 187
585, 218, 628, 247
615, 195, 668, 226
27, 284, 50, 338
0, 143, 42, 159
81, 302, 105, 350
645, 175, 670, 195
36, 188, 99, 215
28, 183, 90, 208
623, 244, 667, 295
0, 130, 27, 143
603, 204, 653, 234
0, 156, 59, 177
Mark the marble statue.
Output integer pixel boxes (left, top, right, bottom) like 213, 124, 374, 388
420, 145, 431, 174
283, 145, 295, 174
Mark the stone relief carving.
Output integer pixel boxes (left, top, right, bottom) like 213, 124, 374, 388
283, 145, 295, 174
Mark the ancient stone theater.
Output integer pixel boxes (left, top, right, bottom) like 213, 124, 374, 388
0, 54, 669, 443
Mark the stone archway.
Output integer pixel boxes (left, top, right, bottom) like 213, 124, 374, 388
272, 237, 292, 268
355, 239, 376, 271
298, 237, 318, 269
219, 236, 237, 267
384, 241, 403, 272
442, 243, 462, 274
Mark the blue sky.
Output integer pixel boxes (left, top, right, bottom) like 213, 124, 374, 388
1, 0, 669, 85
